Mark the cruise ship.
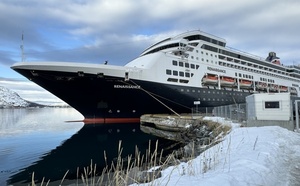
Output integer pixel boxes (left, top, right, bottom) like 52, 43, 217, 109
11, 30, 300, 121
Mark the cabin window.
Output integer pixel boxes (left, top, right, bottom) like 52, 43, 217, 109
167, 78, 178, 82
185, 63, 189, 68
172, 60, 178, 66
179, 71, 184, 77
166, 69, 172, 75
265, 101, 280, 109
191, 64, 195, 69
179, 61, 184, 67
185, 72, 190, 77
173, 70, 178, 76
179, 79, 189, 83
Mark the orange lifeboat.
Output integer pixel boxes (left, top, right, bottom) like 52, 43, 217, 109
279, 86, 288, 92
269, 84, 278, 92
202, 74, 218, 85
290, 87, 297, 95
256, 82, 267, 90
220, 76, 235, 86
239, 79, 252, 88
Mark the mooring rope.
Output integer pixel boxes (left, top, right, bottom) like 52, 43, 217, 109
123, 80, 182, 117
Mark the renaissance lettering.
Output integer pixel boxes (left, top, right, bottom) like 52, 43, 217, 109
207, 67, 226, 73
114, 85, 141, 89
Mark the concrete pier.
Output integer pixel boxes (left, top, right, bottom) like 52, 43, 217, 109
140, 114, 203, 132
140, 114, 231, 145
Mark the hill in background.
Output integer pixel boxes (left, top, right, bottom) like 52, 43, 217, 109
0, 86, 44, 108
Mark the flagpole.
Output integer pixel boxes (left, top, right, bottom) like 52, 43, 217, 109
20, 31, 24, 62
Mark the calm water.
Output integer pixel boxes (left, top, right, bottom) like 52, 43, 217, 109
0, 108, 176, 185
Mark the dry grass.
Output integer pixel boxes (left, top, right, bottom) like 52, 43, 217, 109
30, 119, 232, 186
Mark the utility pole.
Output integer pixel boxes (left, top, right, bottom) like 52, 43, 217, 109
295, 100, 300, 132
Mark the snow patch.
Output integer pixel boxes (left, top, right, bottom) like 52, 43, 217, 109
132, 117, 300, 186
0, 86, 30, 108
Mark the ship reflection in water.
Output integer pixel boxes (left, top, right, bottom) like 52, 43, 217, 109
8, 121, 180, 185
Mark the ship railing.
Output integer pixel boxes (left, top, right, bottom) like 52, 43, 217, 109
225, 46, 297, 69
226, 46, 265, 61
286, 65, 300, 70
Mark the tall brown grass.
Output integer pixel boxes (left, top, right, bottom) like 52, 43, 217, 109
30, 119, 231, 185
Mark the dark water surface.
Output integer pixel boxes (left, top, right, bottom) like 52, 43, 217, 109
0, 108, 175, 185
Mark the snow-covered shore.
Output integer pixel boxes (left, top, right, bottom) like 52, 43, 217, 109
132, 117, 300, 186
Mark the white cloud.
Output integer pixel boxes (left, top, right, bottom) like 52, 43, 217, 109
1, 0, 299, 106
0, 0, 300, 67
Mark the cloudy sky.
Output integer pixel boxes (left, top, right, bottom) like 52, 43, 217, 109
1, 0, 300, 103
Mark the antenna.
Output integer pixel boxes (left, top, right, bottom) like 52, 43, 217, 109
20, 31, 25, 62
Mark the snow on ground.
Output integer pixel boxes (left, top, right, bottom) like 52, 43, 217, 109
132, 117, 300, 186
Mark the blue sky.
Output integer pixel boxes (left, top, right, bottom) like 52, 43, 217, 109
1, 0, 300, 103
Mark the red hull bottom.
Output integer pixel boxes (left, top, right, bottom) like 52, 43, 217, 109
68, 118, 140, 124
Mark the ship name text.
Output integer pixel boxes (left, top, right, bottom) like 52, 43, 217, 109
207, 67, 226, 73
114, 85, 141, 89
